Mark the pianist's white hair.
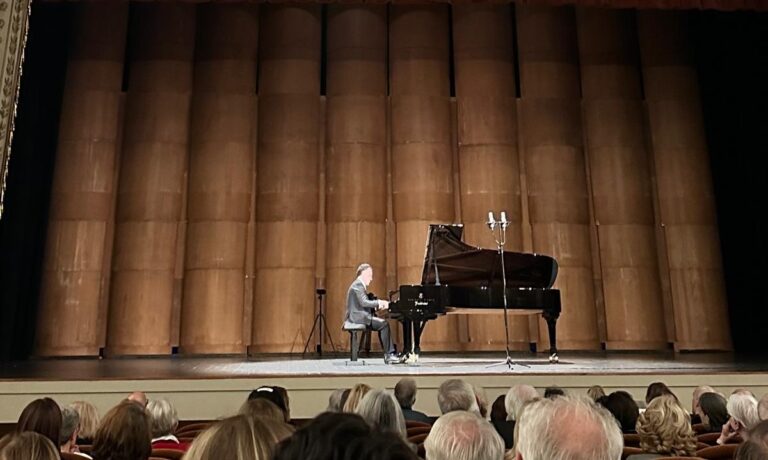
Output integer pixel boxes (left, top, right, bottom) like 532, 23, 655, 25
515, 395, 622, 460
438, 379, 480, 416
425, 410, 504, 460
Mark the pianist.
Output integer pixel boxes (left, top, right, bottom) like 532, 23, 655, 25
344, 263, 402, 364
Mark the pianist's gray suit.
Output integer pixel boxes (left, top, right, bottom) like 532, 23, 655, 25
345, 278, 395, 355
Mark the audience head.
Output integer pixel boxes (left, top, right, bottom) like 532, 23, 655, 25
425, 410, 504, 460
16, 397, 62, 448
728, 392, 761, 431
59, 407, 80, 449
699, 392, 729, 432
355, 389, 407, 439
146, 398, 178, 439
598, 391, 639, 434
340, 388, 352, 411
544, 386, 566, 399
438, 379, 480, 415
490, 395, 507, 423
504, 385, 539, 422
274, 412, 416, 460
0, 431, 60, 460
758, 394, 768, 421
186, 414, 293, 460
636, 394, 697, 456
127, 391, 148, 408
69, 401, 99, 442
514, 395, 622, 460
326, 389, 346, 412
394, 377, 417, 409
343, 383, 372, 413
92, 400, 152, 460
587, 385, 606, 402
692, 385, 716, 417
736, 420, 768, 460
248, 386, 290, 422
240, 398, 286, 423
474, 385, 489, 418
645, 382, 676, 405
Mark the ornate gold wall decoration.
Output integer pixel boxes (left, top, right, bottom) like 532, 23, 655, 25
0, 0, 31, 218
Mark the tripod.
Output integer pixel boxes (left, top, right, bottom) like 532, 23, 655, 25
485, 211, 529, 370
302, 288, 337, 357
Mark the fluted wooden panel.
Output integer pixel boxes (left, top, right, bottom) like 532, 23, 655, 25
577, 8, 667, 350
107, 5, 195, 356
179, 5, 258, 355
325, 5, 388, 351
36, 4, 128, 357
453, 4, 529, 351
637, 11, 731, 350
390, 5, 457, 350
250, 5, 321, 353
517, 5, 600, 350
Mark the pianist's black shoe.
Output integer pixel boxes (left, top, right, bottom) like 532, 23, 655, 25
384, 353, 404, 364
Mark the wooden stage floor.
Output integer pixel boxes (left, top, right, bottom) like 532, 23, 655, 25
0, 352, 765, 421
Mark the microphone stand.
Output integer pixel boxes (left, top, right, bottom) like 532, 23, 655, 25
302, 288, 337, 357
486, 211, 528, 370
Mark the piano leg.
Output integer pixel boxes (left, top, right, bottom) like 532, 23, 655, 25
543, 312, 559, 364
402, 320, 413, 355
413, 321, 426, 356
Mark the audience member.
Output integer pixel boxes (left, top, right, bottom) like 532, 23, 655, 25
645, 382, 676, 405
735, 420, 768, 460
544, 387, 565, 399
343, 383, 372, 413
587, 385, 606, 402
758, 394, 768, 421
0, 431, 60, 460
598, 391, 639, 434
59, 407, 91, 458
186, 414, 293, 460
127, 391, 148, 408
69, 401, 99, 445
240, 398, 287, 423
326, 389, 346, 412
339, 388, 351, 412
719, 392, 760, 444
504, 385, 539, 422
91, 400, 152, 460
633, 394, 697, 458
356, 389, 407, 440
425, 410, 504, 460
273, 412, 415, 460
514, 395, 622, 460
147, 398, 189, 451
474, 385, 489, 418
691, 385, 716, 423
15, 397, 62, 448
438, 379, 479, 415
489, 395, 514, 449
394, 378, 430, 424
248, 386, 290, 422
699, 392, 730, 433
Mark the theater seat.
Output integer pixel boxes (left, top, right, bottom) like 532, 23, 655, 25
696, 444, 739, 460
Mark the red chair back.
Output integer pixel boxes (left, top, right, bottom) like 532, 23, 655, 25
407, 426, 431, 438
623, 433, 641, 447
151, 448, 185, 460
696, 444, 739, 460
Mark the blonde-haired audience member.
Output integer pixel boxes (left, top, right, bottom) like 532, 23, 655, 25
91, 401, 152, 460
0, 431, 60, 460
185, 414, 293, 460
425, 410, 504, 460
632, 394, 697, 458
147, 398, 189, 452
515, 395, 622, 460
719, 392, 761, 444
587, 385, 606, 402
342, 383, 372, 413
69, 401, 100, 445
240, 398, 287, 423
355, 389, 407, 441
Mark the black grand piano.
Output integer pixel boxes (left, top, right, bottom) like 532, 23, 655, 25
388, 224, 562, 363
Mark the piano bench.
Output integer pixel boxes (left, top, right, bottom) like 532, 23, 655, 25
342, 322, 368, 363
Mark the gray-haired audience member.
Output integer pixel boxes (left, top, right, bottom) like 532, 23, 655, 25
395, 378, 431, 424
327, 389, 346, 412
356, 389, 408, 440
438, 379, 480, 416
59, 407, 91, 458
425, 410, 504, 460
514, 395, 622, 460
720, 392, 761, 444
505, 385, 539, 422
146, 398, 179, 441
758, 394, 768, 421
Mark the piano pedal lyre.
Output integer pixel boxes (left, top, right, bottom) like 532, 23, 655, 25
549, 353, 559, 364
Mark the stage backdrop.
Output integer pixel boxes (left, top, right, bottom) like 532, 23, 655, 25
16, 3, 732, 357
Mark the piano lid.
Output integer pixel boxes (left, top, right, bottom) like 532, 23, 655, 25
420, 224, 558, 289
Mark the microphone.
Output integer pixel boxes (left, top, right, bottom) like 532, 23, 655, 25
500, 211, 508, 229
487, 211, 496, 230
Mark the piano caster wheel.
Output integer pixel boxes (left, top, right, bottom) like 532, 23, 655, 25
549, 353, 559, 364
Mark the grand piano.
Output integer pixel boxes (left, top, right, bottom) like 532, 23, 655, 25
388, 224, 562, 363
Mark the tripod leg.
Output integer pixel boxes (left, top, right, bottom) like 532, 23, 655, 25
302, 314, 322, 356
319, 314, 337, 353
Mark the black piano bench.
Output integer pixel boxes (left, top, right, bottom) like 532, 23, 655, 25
342, 321, 368, 365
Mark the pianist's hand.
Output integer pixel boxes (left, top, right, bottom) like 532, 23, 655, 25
377, 299, 389, 311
